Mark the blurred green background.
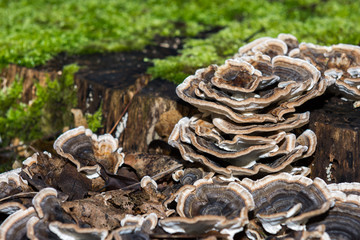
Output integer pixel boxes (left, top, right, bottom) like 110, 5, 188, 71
1, 0, 360, 83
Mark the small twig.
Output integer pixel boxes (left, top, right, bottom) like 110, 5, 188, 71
0, 144, 27, 153
0, 192, 38, 203
108, 88, 140, 135
119, 163, 183, 191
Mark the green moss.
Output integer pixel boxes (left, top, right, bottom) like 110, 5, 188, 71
0, 64, 79, 147
86, 102, 103, 133
148, 0, 360, 84
1, 0, 359, 83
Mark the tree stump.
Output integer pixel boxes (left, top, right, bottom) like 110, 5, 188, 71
309, 95, 360, 183
0, 64, 58, 103
119, 79, 197, 153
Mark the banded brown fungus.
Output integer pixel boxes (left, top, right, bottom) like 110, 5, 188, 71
169, 116, 316, 176
240, 173, 334, 234
307, 196, 360, 240
160, 178, 254, 237
54, 126, 124, 175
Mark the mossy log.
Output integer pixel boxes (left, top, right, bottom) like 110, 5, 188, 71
119, 79, 197, 153
0, 64, 58, 103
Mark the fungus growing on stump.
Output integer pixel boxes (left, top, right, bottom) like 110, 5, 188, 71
54, 126, 124, 175
240, 173, 334, 234
160, 177, 254, 237
170, 35, 324, 176
2, 33, 360, 239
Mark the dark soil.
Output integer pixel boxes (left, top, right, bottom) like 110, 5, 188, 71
35, 36, 183, 89
34, 26, 224, 89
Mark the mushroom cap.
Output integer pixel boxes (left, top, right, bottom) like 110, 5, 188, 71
291, 42, 360, 100
236, 34, 299, 58
177, 54, 321, 120
172, 167, 213, 185
0, 169, 30, 199
328, 182, 360, 197
108, 213, 157, 240
0, 207, 37, 240
53, 126, 123, 174
160, 208, 249, 238
49, 221, 108, 240
176, 178, 255, 218
169, 116, 316, 176
307, 198, 360, 240
140, 176, 158, 189
212, 112, 309, 135
32, 188, 58, 219
176, 68, 278, 124
160, 178, 254, 237
120, 213, 158, 231
240, 173, 334, 234
0, 202, 27, 215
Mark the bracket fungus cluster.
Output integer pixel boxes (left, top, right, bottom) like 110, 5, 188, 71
170, 34, 326, 177
2, 34, 360, 239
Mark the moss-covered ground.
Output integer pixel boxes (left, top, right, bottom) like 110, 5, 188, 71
1, 0, 360, 83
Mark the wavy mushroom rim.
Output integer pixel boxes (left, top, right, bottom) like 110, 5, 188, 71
241, 173, 334, 233
140, 176, 158, 189
328, 182, 360, 197
188, 115, 289, 145
176, 117, 281, 165
169, 116, 316, 172
48, 221, 109, 240
306, 200, 360, 240
32, 187, 58, 219
53, 126, 99, 174
172, 167, 213, 185
0, 202, 27, 215
54, 126, 124, 175
119, 213, 158, 235
170, 129, 309, 176
237, 37, 273, 56
251, 38, 288, 57
176, 74, 279, 124
25, 216, 40, 240
159, 207, 249, 237
212, 112, 310, 135
0, 168, 27, 186
189, 119, 285, 146
0, 207, 37, 240
175, 177, 255, 219
185, 126, 278, 161
198, 78, 299, 112
334, 79, 360, 100
272, 55, 320, 92
270, 77, 327, 120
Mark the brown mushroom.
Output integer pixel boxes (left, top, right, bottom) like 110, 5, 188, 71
108, 213, 158, 240
240, 173, 334, 234
0, 169, 31, 200
169, 116, 316, 176
160, 178, 254, 237
0, 207, 37, 240
53, 126, 124, 175
307, 196, 360, 240
49, 221, 108, 240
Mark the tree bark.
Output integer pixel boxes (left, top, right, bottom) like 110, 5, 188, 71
309, 96, 360, 183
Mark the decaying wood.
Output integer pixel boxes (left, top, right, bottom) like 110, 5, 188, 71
124, 153, 183, 179
120, 79, 197, 153
309, 96, 360, 183
0, 64, 58, 103
62, 188, 167, 230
